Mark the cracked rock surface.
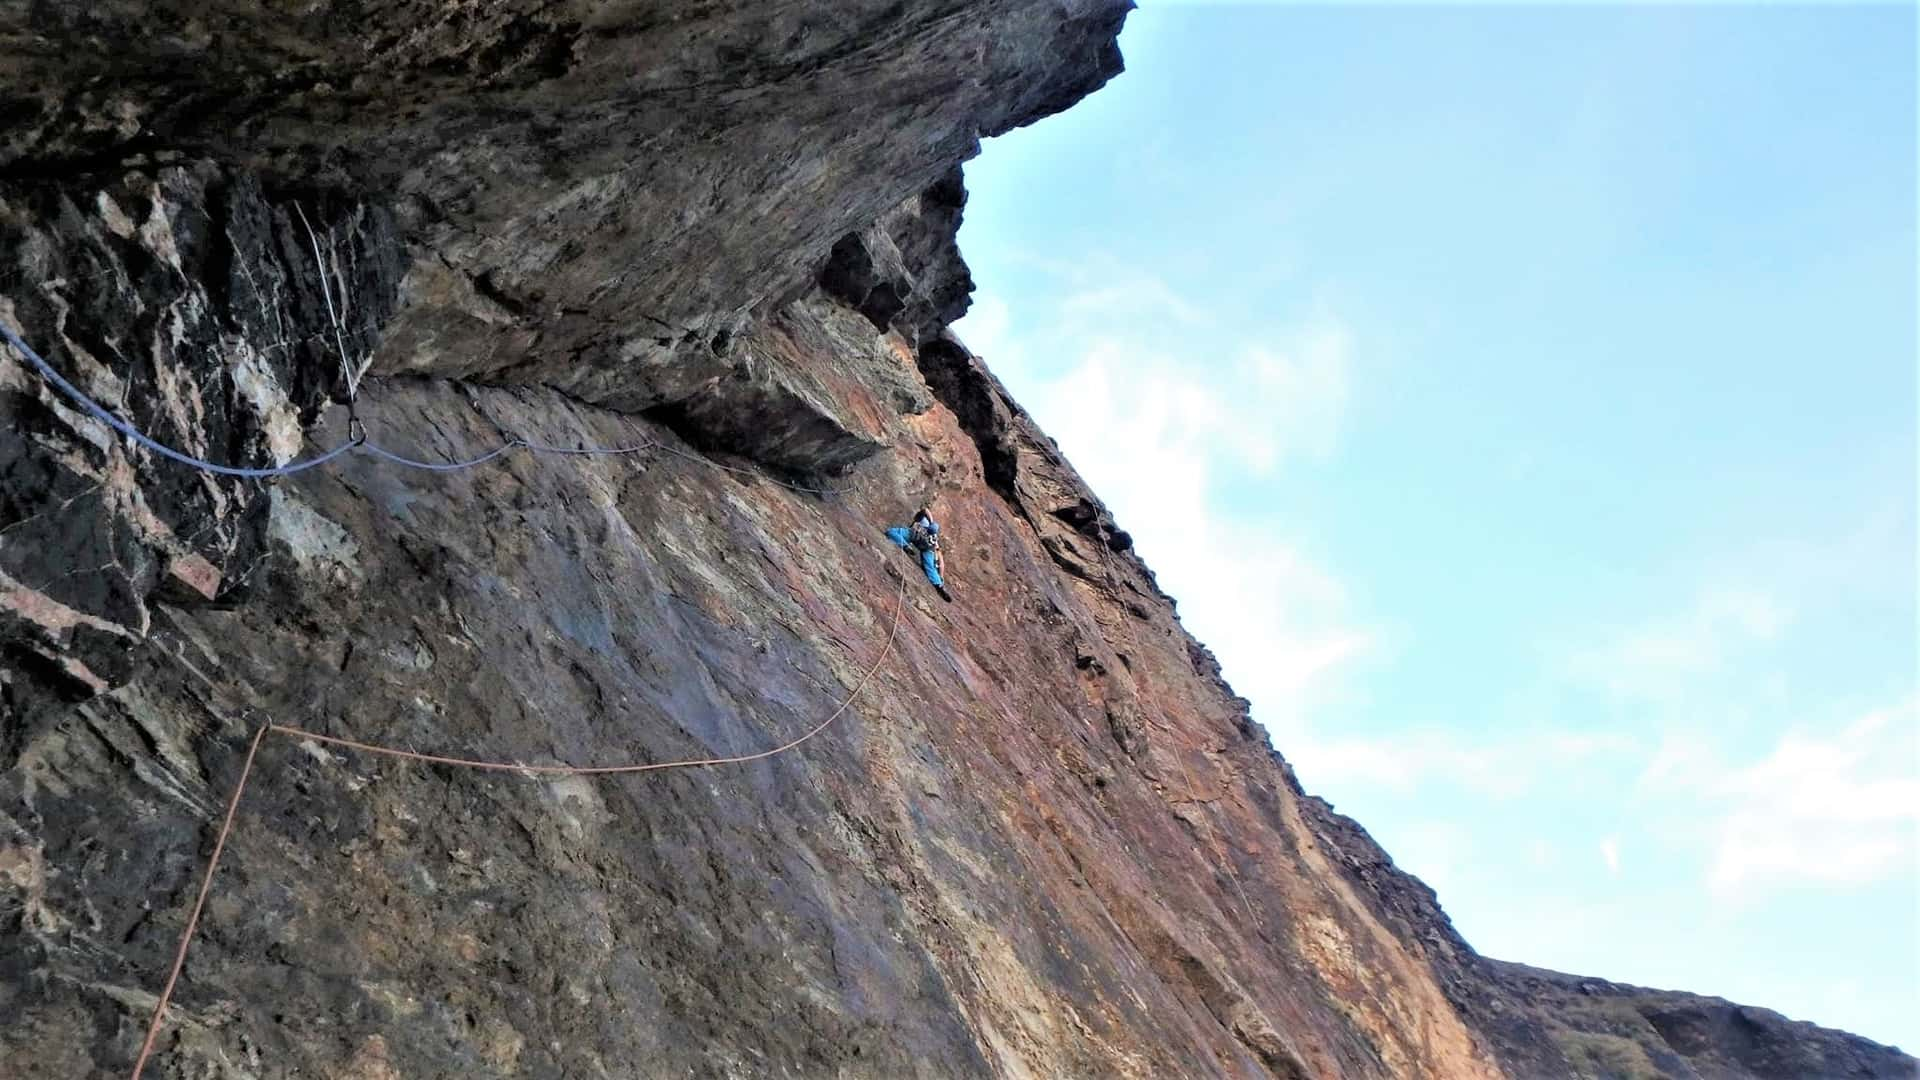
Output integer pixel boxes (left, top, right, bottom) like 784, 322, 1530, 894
2, 3, 1912, 1078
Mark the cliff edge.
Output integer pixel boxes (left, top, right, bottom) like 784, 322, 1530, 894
1, 3, 1911, 1077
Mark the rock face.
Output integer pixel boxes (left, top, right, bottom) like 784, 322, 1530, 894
0, 3, 1911, 1078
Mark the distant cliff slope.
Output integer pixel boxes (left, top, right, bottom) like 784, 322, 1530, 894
1, 3, 1911, 1077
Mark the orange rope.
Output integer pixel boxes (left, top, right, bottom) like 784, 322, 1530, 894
130, 722, 271, 1079
278, 573, 903, 774
129, 573, 907, 1079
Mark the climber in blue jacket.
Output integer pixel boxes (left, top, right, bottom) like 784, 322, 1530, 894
887, 506, 953, 602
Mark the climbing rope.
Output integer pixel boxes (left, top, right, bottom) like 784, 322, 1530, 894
3, 319, 367, 478
0, 319, 847, 494
128, 571, 909, 1079
356, 436, 526, 472
294, 203, 365, 439
4, 304, 872, 1072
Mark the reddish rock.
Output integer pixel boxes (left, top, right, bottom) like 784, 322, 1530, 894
165, 554, 223, 603
0, 3, 1910, 1078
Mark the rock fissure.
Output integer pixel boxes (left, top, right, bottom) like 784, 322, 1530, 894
3, 3, 1911, 1079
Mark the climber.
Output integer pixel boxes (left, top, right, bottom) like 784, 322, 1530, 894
887, 505, 953, 602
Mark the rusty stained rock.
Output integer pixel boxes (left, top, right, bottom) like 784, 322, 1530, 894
1, 3, 1913, 1079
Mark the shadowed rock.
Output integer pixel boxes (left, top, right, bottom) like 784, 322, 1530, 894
2, 3, 1911, 1078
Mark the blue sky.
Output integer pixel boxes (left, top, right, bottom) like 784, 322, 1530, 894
953, 2, 1917, 1050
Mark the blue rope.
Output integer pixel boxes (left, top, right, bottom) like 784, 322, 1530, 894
359, 438, 523, 471
4, 319, 838, 492
2, 319, 362, 478
519, 438, 656, 456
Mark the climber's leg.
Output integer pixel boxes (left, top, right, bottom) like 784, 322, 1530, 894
921, 549, 944, 588
886, 526, 912, 549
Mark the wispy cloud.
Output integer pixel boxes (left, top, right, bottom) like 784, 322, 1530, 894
956, 269, 1369, 733
1565, 585, 1792, 701
1393, 820, 1474, 895
1292, 726, 1637, 800
1638, 695, 1920, 897
1705, 697, 1919, 896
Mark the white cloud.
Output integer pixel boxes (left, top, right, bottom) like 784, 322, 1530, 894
1292, 726, 1636, 800
955, 269, 1368, 735
1637, 728, 1716, 789
990, 251, 1214, 330
1567, 585, 1792, 701
1037, 337, 1370, 731
1747, 492, 1916, 605
965, 265, 1696, 816
1638, 696, 1920, 897
1703, 697, 1920, 896
1021, 327, 1350, 481
1601, 836, 1622, 876
1544, 730, 1640, 759
958, 291, 1012, 365
1392, 820, 1473, 895
1059, 278, 1211, 329
1241, 329, 1351, 466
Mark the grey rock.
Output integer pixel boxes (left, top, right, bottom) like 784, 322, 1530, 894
2, 3, 1911, 1079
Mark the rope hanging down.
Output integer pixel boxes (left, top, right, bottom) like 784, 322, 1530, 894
7, 269, 881, 1076
0, 320, 645, 476
293, 203, 365, 417
1, 319, 844, 494
129, 572, 909, 1080
2, 320, 365, 478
